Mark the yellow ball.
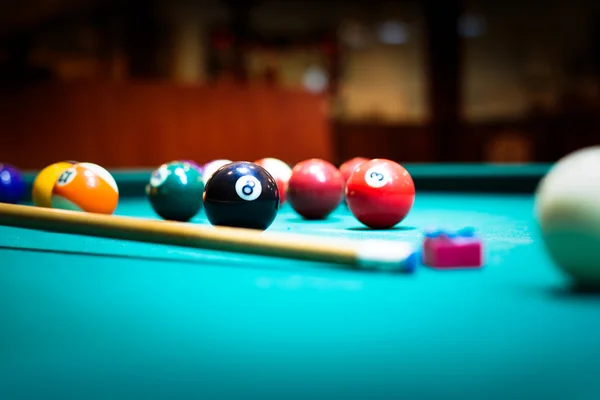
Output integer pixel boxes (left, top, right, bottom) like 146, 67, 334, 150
32, 161, 77, 207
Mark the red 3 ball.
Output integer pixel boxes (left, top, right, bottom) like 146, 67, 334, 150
287, 158, 344, 219
345, 159, 415, 229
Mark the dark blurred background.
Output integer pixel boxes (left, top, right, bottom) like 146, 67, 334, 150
0, 0, 599, 168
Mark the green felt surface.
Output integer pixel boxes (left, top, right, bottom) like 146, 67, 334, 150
2, 190, 600, 399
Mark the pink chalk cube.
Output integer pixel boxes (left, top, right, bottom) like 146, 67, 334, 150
422, 235, 483, 269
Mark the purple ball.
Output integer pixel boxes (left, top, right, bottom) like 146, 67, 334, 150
0, 163, 25, 204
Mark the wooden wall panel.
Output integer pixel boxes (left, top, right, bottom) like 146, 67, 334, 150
0, 81, 331, 169
333, 123, 434, 164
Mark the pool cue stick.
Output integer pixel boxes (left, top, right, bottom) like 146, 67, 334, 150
0, 203, 417, 273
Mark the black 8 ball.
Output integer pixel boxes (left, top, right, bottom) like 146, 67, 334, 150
203, 161, 280, 230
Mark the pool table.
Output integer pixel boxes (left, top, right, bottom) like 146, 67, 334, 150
1, 164, 600, 399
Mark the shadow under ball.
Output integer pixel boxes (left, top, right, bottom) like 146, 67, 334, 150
203, 161, 280, 231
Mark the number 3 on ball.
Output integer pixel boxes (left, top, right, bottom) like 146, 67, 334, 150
235, 175, 262, 201
364, 167, 389, 188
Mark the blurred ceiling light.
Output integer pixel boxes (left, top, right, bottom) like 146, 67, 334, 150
377, 21, 408, 45
458, 14, 486, 38
303, 66, 329, 93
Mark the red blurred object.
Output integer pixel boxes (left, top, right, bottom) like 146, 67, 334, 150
320, 34, 337, 55
339, 157, 369, 184
345, 159, 415, 229
212, 29, 235, 49
422, 231, 483, 269
287, 158, 344, 219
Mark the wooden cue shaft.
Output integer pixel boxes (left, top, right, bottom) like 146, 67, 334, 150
0, 203, 415, 272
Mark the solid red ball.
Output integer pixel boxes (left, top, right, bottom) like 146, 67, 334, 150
345, 159, 415, 228
287, 158, 344, 219
339, 157, 369, 183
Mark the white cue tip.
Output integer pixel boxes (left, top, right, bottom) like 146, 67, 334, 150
356, 240, 418, 273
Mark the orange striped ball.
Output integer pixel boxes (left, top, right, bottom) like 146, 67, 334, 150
51, 163, 119, 214
32, 161, 78, 208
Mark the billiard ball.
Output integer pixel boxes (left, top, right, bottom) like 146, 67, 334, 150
535, 146, 600, 286
0, 163, 25, 204
146, 161, 204, 221
202, 159, 232, 184
78, 162, 119, 191
203, 161, 279, 230
33, 161, 78, 207
52, 163, 119, 214
287, 158, 344, 219
254, 157, 292, 204
345, 159, 415, 229
339, 157, 369, 184
179, 160, 203, 175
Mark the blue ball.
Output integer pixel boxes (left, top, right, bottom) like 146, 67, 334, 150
0, 163, 25, 204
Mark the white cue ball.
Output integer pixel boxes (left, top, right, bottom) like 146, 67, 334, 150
535, 146, 600, 286
203, 159, 232, 184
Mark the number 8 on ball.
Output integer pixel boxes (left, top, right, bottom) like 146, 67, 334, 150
235, 175, 262, 201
